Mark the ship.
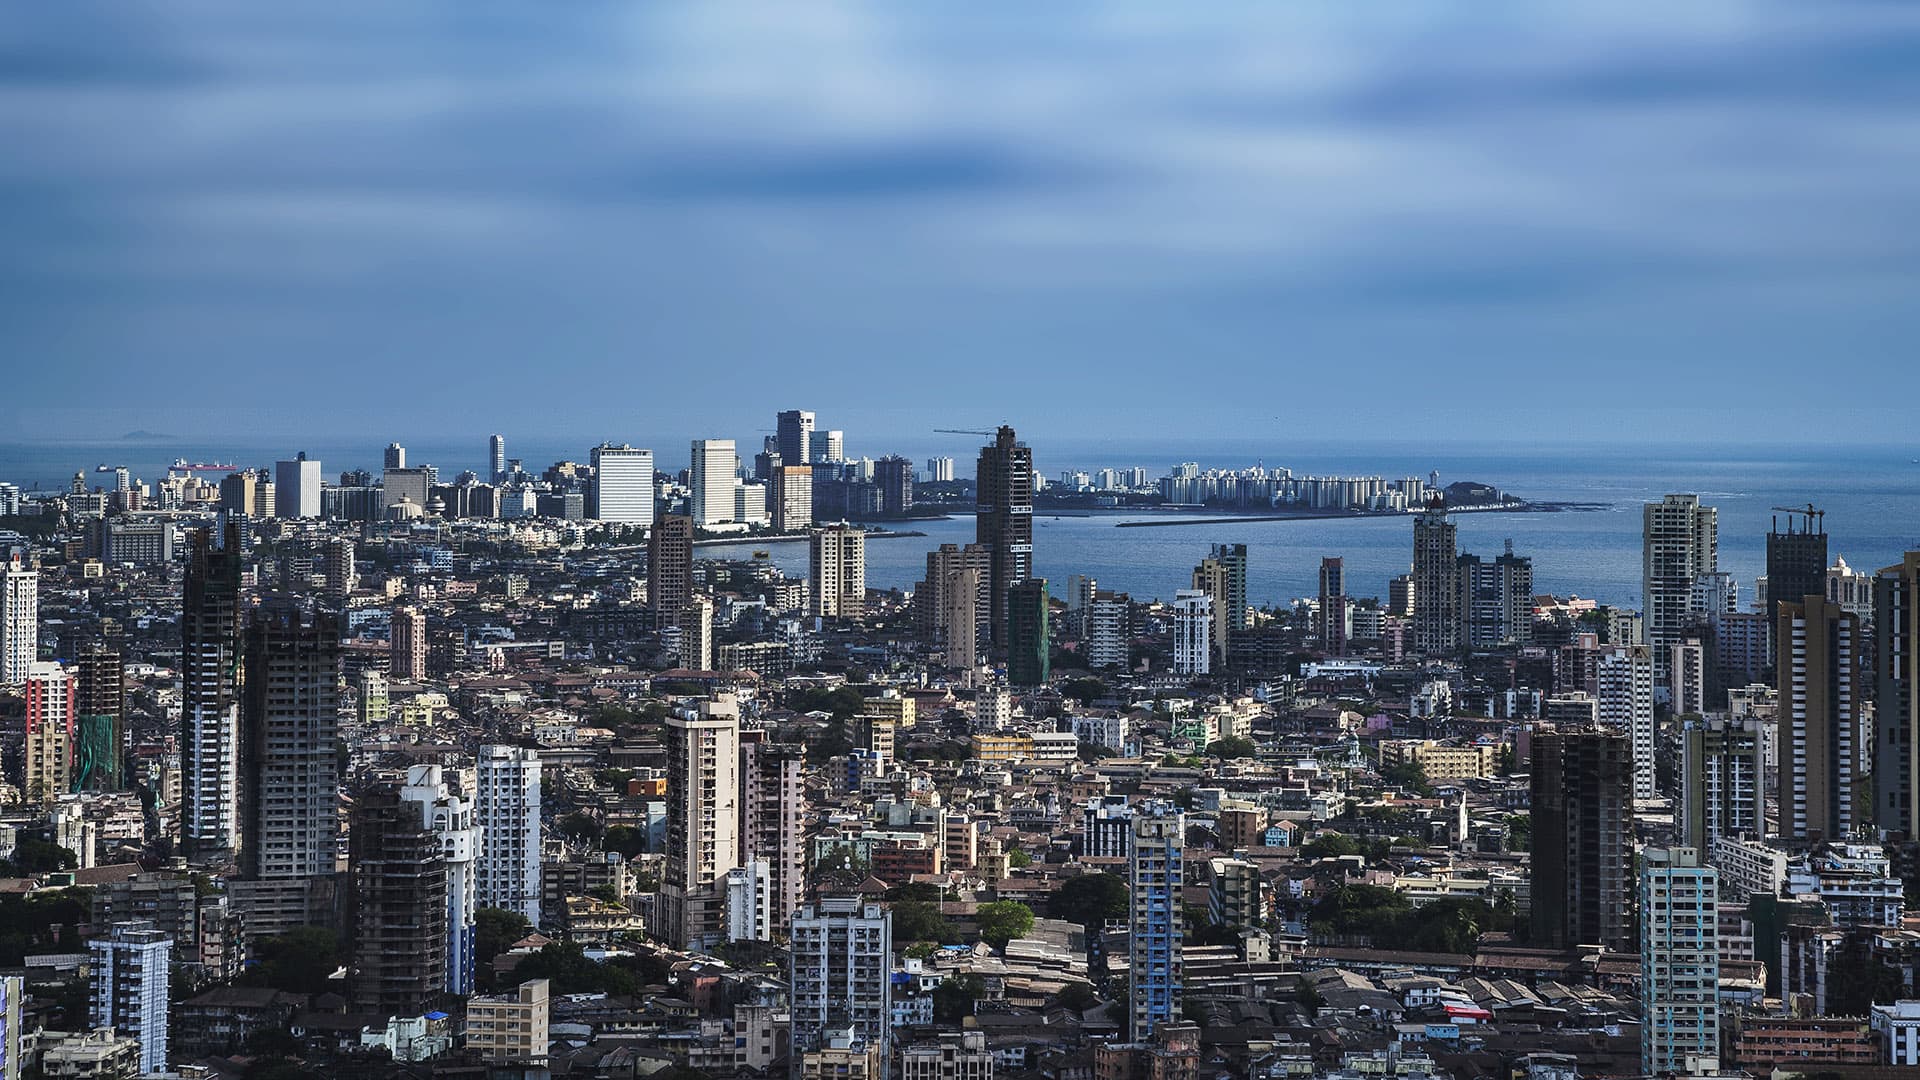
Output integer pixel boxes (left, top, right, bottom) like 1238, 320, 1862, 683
168, 459, 240, 473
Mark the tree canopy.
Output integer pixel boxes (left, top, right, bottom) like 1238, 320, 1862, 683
976, 900, 1035, 948
1051, 872, 1129, 931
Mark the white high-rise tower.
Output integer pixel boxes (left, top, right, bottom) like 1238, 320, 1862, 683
590, 444, 655, 525
476, 745, 542, 924
689, 439, 738, 527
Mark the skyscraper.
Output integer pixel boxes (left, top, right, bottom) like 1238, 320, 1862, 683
489, 434, 506, 483
1171, 590, 1212, 676
1874, 553, 1920, 834
182, 525, 242, 863
976, 426, 1033, 652
1530, 728, 1633, 952
689, 438, 737, 527
874, 456, 914, 516
1679, 717, 1766, 851
649, 514, 694, 632
384, 443, 407, 470
1006, 579, 1049, 687
809, 525, 866, 619
913, 544, 989, 660
789, 897, 892, 1073
349, 784, 449, 1017
1596, 646, 1655, 801
662, 701, 740, 952
1767, 505, 1828, 669
1640, 848, 1720, 1076
776, 410, 815, 469
1318, 557, 1348, 656
771, 464, 813, 533
1644, 494, 1718, 686
401, 765, 481, 996
1778, 593, 1860, 842
1, 554, 37, 684
73, 644, 125, 792
24, 662, 73, 803
273, 454, 322, 518
590, 444, 655, 525
476, 745, 542, 924
1086, 591, 1132, 671
739, 732, 807, 939
1412, 500, 1460, 656
89, 921, 171, 1075
1458, 542, 1534, 648
391, 605, 426, 682
1129, 801, 1185, 1039
1191, 549, 1238, 667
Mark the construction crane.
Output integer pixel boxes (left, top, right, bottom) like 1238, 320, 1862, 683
933, 428, 995, 437
1770, 503, 1824, 533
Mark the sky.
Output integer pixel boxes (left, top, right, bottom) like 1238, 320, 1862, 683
3, 2, 1919, 448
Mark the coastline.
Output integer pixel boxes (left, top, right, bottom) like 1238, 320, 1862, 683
1111, 502, 1607, 528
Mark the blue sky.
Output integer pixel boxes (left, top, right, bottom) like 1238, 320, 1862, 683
3, 2, 1918, 446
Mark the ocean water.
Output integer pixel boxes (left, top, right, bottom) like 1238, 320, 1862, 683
3, 437, 1916, 609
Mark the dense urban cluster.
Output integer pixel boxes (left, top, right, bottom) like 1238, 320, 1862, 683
0, 420, 1917, 1080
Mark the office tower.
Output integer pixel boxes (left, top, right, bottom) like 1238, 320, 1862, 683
769, 465, 811, 533
489, 434, 506, 482
1596, 646, 1656, 800
88, 921, 171, 1074
680, 596, 714, 671
925, 457, 955, 483
401, 765, 481, 996
73, 645, 124, 791
1129, 801, 1185, 1039
590, 444, 655, 525
239, 602, 340, 917
476, 745, 543, 924
1458, 543, 1535, 648
689, 438, 738, 527
385, 443, 407, 470
809, 525, 866, 619
182, 525, 242, 863
1670, 638, 1707, 714
1640, 848, 1720, 1076
24, 662, 73, 803
391, 605, 426, 682
383, 466, 433, 515
273, 454, 322, 518
777, 410, 815, 469
1778, 594, 1861, 842
349, 784, 449, 1017
1680, 717, 1766, 851
1318, 557, 1348, 656
1412, 500, 1460, 656
754, 437, 782, 482
1006, 579, 1050, 687
821, 430, 845, 463
733, 480, 768, 525
1191, 550, 1237, 666
1645, 494, 1718, 685
1087, 591, 1132, 670
1530, 729, 1633, 952
1767, 505, 1828, 668
1, 555, 36, 684
874, 456, 914, 516
739, 733, 807, 939
1084, 795, 1134, 859
217, 471, 256, 516
1171, 590, 1212, 676
976, 426, 1034, 652
662, 703, 741, 952
790, 897, 892, 1072
649, 514, 694, 632
1875, 553, 1920, 834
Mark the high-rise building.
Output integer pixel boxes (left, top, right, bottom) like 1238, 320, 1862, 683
1, 554, 37, 684
789, 897, 892, 1072
1778, 594, 1861, 842
1087, 591, 1132, 671
1171, 590, 1212, 676
466, 978, 549, 1066
217, 471, 256, 516
590, 444, 655, 525
1412, 501, 1460, 656
391, 605, 426, 682
976, 426, 1034, 652
182, 526, 242, 863
679, 595, 714, 671
1680, 717, 1766, 852
1006, 579, 1049, 687
239, 602, 341, 887
649, 514, 694, 633
383, 466, 434, 515
809, 525, 865, 619
274, 454, 322, 518
1640, 847, 1720, 1076
943, 566, 984, 671
1875, 553, 1920, 834
401, 765, 480, 996
1, 972, 24, 1079
1129, 801, 1185, 1039
924, 457, 955, 483
489, 435, 506, 483
733, 480, 768, 526
874, 456, 914, 516
1191, 550, 1236, 667
89, 921, 171, 1075
739, 732, 807, 939
777, 410, 815, 470
24, 662, 73, 803
73, 644, 125, 792
771, 465, 813, 533
1318, 557, 1348, 656
1644, 494, 1718, 685
1767, 506, 1828, 668
689, 439, 738, 527
385, 443, 407, 470
821, 430, 845, 464
913, 544, 989, 659
1530, 728, 1633, 952
476, 745, 542, 924
1670, 638, 1707, 715
1596, 646, 1656, 800
1084, 795, 1133, 860
349, 784, 449, 1017
662, 702, 740, 952
1458, 543, 1534, 648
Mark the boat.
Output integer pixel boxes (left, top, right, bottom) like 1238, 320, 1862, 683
751, 549, 771, 559
168, 459, 240, 473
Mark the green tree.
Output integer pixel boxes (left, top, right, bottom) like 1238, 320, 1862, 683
1051, 872, 1130, 931
1053, 982, 1101, 1012
976, 900, 1035, 948
891, 900, 954, 943
1062, 678, 1108, 706
1007, 848, 1033, 869
1505, 813, 1531, 852
933, 974, 985, 1025
509, 940, 639, 996
475, 907, 534, 973
602, 825, 647, 859
886, 882, 944, 903
1380, 761, 1433, 796
241, 927, 341, 995
1299, 834, 1363, 860
560, 812, 602, 843
1207, 736, 1257, 759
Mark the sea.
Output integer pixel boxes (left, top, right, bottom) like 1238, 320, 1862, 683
4, 435, 1917, 611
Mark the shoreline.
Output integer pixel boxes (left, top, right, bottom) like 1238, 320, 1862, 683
694, 529, 928, 548
1112, 502, 1607, 528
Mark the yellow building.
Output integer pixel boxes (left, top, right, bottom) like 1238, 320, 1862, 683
1379, 739, 1497, 780
466, 978, 550, 1064
970, 733, 1033, 763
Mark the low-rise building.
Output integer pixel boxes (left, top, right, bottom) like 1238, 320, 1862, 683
466, 978, 550, 1064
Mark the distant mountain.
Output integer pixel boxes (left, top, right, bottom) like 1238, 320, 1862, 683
120, 430, 177, 440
